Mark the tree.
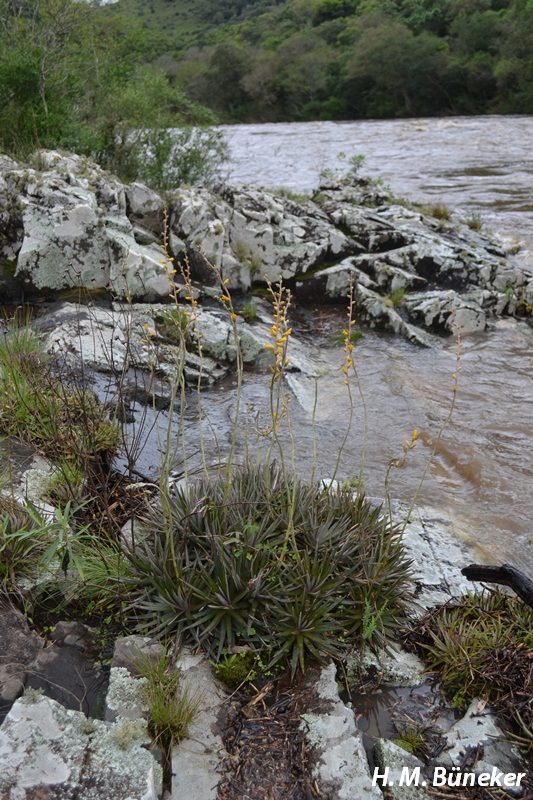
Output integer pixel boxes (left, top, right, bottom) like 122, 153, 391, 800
0, 0, 227, 187
346, 17, 453, 115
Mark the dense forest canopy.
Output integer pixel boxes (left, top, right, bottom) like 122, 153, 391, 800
116, 0, 533, 121
0, 0, 531, 184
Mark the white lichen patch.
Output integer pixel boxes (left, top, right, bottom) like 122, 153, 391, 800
106, 666, 148, 719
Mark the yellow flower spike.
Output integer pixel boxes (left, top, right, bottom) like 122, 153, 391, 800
341, 366, 348, 374
412, 429, 419, 441
224, 278, 230, 285
231, 312, 237, 321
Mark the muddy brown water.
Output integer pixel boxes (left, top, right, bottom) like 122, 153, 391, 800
217, 115, 533, 575
2, 116, 533, 578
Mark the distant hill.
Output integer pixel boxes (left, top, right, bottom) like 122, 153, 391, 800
115, 0, 533, 122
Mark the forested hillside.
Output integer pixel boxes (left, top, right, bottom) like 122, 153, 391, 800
0, 0, 531, 186
119, 0, 533, 121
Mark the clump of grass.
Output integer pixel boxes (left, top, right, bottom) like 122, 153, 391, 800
126, 462, 414, 677
154, 308, 190, 344
382, 286, 408, 309
424, 202, 451, 221
231, 239, 262, 275
0, 496, 49, 585
238, 302, 258, 322
277, 188, 311, 204
465, 213, 483, 231
407, 590, 533, 752
134, 647, 199, 786
328, 328, 362, 345
214, 651, 258, 689
393, 724, 426, 757
0, 327, 121, 475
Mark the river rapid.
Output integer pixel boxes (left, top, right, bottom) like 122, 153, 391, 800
216, 116, 533, 574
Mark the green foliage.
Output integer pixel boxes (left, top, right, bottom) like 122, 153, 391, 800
114, 0, 533, 122
0, 327, 121, 476
126, 463, 414, 676
134, 646, 199, 774
383, 286, 408, 309
411, 590, 533, 751
465, 212, 483, 231
424, 202, 452, 221
238, 302, 259, 322
0, 0, 226, 188
214, 651, 258, 689
0, 496, 48, 584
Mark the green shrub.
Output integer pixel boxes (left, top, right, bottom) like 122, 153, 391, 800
126, 463, 414, 675
0, 327, 121, 475
409, 590, 533, 752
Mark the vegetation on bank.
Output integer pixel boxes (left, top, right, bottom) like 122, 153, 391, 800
0, 262, 531, 768
0, 0, 226, 188
0, 281, 415, 678
1, 0, 531, 186
116, 0, 533, 121
406, 590, 533, 754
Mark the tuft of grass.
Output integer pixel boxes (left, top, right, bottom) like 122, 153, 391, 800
424, 202, 451, 221
382, 286, 408, 309
328, 328, 362, 345
238, 302, 258, 322
465, 213, 483, 231
134, 647, 199, 785
408, 590, 533, 752
0, 496, 49, 585
154, 308, 190, 344
0, 327, 121, 475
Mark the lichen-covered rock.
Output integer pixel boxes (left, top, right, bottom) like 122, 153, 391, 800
32, 301, 320, 397
169, 184, 356, 289
299, 663, 382, 800
2, 150, 533, 343
0, 694, 162, 799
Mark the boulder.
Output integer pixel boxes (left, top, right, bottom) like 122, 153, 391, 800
169, 184, 358, 289
0, 694, 162, 799
0, 605, 45, 710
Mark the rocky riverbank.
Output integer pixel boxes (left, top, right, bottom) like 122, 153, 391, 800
1, 150, 532, 799
2, 150, 533, 347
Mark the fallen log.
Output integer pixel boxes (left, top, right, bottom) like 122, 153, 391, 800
461, 563, 533, 608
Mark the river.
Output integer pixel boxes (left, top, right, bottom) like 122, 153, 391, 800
215, 115, 533, 573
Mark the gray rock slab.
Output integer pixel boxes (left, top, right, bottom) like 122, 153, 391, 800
440, 698, 523, 775
0, 694, 162, 799
171, 653, 229, 800
399, 504, 475, 609
357, 646, 426, 688
0, 605, 45, 705
374, 739, 432, 800
300, 663, 382, 800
